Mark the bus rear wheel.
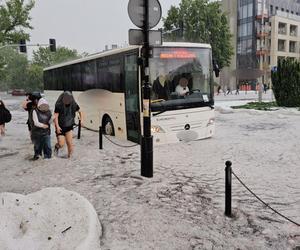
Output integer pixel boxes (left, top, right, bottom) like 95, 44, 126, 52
103, 117, 115, 136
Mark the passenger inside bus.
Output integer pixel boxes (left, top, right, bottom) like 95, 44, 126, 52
152, 73, 172, 100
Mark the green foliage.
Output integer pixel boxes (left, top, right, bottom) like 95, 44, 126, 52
231, 102, 278, 111
0, 46, 81, 91
26, 64, 43, 90
0, 0, 34, 44
271, 58, 300, 107
0, 47, 28, 90
32, 46, 80, 68
163, 0, 234, 68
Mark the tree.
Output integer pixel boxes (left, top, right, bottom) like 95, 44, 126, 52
0, 47, 28, 90
0, 47, 43, 91
26, 64, 43, 91
0, 0, 35, 44
32, 46, 81, 68
163, 0, 233, 69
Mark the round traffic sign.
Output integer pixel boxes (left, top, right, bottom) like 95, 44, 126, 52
128, 0, 162, 29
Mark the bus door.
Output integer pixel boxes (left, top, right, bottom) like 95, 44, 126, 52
124, 53, 140, 143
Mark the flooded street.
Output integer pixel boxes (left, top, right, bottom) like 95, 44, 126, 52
0, 92, 299, 249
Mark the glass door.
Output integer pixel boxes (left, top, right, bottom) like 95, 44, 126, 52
124, 53, 140, 143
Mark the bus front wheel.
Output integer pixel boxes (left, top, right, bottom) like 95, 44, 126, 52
103, 116, 115, 136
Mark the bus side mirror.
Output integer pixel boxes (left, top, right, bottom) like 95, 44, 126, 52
213, 60, 220, 78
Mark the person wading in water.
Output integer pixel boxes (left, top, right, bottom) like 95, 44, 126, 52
29, 98, 52, 160
54, 91, 82, 158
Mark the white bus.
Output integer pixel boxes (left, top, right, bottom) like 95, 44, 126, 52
44, 42, 217, 144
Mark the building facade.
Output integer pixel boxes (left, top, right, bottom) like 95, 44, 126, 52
270, 11, 300, 66
221, 0, 300, 89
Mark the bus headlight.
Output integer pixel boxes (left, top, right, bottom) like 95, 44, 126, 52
207, 118, 215, 126
151, 125, 165, 133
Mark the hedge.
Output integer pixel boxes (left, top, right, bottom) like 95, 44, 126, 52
271, 58, 300, 107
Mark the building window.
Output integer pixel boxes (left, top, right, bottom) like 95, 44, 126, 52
248, 3, 253, 17
278, 40, 286, 51
289, 41, 297, 53
247, 39, 252, 53
290, 25, 298, 36
257, 0, 267, 16
241, 40, 247, 55
281, 8, 284, 12
237, 41, 242, 55
278, 22, 287, 35
238, 2, 253, 19
238, 22, 252, 37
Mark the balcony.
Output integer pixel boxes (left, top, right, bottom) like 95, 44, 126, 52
256, 49, 269, 56
256, 31, 269, 38
256, 14, 269, 21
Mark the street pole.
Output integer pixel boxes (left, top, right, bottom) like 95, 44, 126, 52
258, 0, 265, 102
141, 0, 153, 178
0, 43, 51, 50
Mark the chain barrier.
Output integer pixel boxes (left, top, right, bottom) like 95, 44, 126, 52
231, 169, 300, 227
74, 124, 138, 148
103, 134, 139, 148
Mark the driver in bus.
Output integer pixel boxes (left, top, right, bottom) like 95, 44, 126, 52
175, 77, 189, 96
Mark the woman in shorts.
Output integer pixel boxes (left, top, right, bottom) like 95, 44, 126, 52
54, 91, 82, 158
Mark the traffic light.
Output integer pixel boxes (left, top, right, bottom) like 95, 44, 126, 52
49, 38, 56, 52
19, 39, 27, 53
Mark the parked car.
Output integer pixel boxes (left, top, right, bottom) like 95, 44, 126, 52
11, 89, 26, 96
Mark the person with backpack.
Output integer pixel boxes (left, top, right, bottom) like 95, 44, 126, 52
22, 92, 42, 137
54, 91, 82, 158
0, 100, 12, 136
29, 98, 52, 160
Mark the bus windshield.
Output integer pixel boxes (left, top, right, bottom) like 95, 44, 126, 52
150, 47, 213, 112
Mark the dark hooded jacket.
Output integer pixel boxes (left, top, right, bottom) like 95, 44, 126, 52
0, 106, 11, 125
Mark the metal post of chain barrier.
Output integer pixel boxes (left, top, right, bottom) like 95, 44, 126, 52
225, 161, 232, 217
77, 120, 81, 139
99, 126, 103, 150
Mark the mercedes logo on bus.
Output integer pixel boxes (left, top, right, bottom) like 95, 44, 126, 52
184, 124, 191, 130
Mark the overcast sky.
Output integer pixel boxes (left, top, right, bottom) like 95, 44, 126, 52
29, 0, 181, 55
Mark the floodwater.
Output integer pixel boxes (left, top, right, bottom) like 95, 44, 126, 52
0, 91, 299, 249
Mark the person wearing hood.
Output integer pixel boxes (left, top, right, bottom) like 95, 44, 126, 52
29, 98, 52, 160
0, 100, 12, 136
